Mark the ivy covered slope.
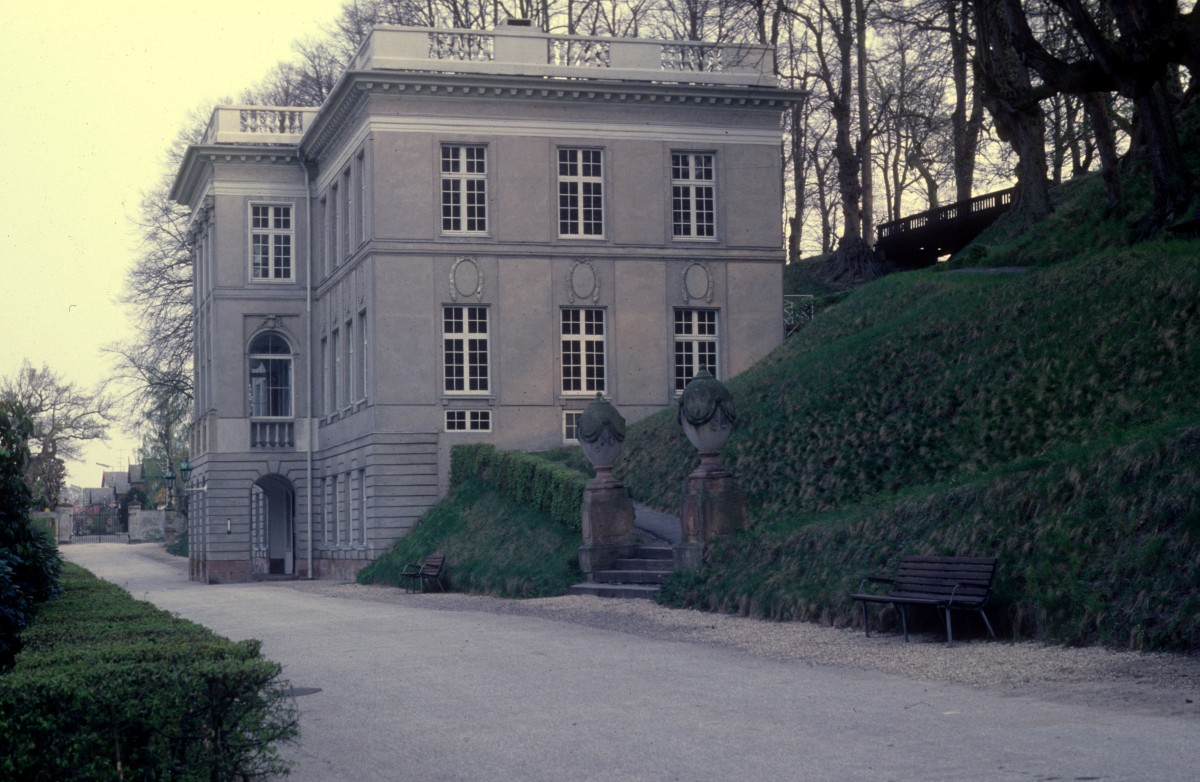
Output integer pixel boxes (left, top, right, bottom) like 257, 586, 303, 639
622, 173, 1200, 650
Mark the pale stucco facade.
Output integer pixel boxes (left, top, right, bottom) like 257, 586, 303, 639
171, 21, 797, 583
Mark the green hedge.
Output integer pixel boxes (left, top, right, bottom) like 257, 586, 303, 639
451, 444, 587, 532
1, 403, 62, 670
0, 563, 298, 781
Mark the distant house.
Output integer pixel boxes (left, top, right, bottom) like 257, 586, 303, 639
171, 21, 798, 583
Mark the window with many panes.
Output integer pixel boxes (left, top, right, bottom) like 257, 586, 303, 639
671, 153, 715, 238
561, 308, 606, 394
248, 333, 293, 417
558, 148, 604, 237
250, 205, 293, 280
441, 145, 488, 233
563, 411, 582, 443
443, 306, 490, 393
444, 409, 492, 431
673, 309, 719, 392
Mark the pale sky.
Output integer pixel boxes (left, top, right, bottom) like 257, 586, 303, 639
0, 0, 346, 487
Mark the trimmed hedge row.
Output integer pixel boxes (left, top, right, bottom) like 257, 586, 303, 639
451, 444, 587, 532
0, 563, 298, 781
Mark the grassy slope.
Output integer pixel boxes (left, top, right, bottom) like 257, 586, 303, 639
634, 163, 1200, 649
358, 478, 582, 597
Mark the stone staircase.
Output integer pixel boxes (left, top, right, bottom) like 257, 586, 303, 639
569, 543, 675, 599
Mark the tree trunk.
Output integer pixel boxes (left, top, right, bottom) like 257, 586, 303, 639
973, 0, 1052, 224
856, 0, 874, 245
1083, 91, 1122, 211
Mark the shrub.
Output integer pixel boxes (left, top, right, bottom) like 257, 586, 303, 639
0, 403, 61, 670
450, 444, 587, 532
0, 563, 299, 781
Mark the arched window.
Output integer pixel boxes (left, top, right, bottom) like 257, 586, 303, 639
248, 333, 293, 418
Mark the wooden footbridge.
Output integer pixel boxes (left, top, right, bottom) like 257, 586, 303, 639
875, 188, 1014, 267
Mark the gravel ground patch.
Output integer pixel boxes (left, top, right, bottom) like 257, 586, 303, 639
282, 578, 1200, 720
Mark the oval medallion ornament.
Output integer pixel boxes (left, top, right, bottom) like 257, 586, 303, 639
683, 262, 713, 303
569, 259, 599, 303
450, 257, 483, 301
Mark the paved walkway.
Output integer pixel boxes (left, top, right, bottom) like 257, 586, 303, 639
62, 544, 1200, 782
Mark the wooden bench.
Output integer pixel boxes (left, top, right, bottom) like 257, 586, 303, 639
399, 554, 446, 593
850, 556, 998, 647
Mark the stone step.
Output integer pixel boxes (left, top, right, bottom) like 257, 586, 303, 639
592, 569, 671, 585
613, 557, 674, 572
569, 582, 661, 599
632, 546, 674, 560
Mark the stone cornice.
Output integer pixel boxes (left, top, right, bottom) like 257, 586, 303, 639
300, 69, 803, 162
171, 146, 303, 208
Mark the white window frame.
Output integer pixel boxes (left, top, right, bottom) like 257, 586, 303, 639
249, 204, 293, 281
441, 144, 488, 234
671, 152, 716, 239
673, 309, 719, 392
558, 148, 604, 238
442, 305, 490, 394
444, 409, 492, 432
247, 333, 294, 418
560, 308, 606, 394
563, 411, 583, 444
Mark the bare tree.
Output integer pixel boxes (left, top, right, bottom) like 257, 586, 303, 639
1, 362, 113, 506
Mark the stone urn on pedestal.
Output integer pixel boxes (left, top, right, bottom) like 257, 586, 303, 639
675, 370, 747, 572
577, 393, 637, 575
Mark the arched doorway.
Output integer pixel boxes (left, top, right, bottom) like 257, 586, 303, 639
251, 475, 295, 576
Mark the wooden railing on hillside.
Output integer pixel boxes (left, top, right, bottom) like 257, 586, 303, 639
876, 188, 1014, 241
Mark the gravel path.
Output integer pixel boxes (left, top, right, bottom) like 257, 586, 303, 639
283, 578, 1200, 721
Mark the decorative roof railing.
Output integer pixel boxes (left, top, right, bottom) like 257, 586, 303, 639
352, 24, 777, 86
201, 106, 320, 145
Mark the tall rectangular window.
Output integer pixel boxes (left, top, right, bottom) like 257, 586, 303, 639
318, 197, 328, 277
357, 151, 368, 243
558, 148, 604, 237
441, 145, 488, 233
358, 310, 368, 401
332, 329, 342, 411
250, 205, 293, 280
358, 468, 368, 545
561, 308, 606, 393
442, 306, 490, 393
672, 152, 716, 238
320, 337, 330, 415
345, 319, 355, 404
674, 309, 719, 392
329, 184, 339, 268
332, 474, 341, 545
342, 168, 353, 258
323, 476, 332, 544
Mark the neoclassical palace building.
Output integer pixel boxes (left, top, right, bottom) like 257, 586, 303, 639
171, 20, 796, 582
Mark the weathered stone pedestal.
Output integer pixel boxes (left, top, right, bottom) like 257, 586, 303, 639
674, 370, 747, 572
576, 393, 637, 576
579, 479, 637, 575
676, 465, 747, 572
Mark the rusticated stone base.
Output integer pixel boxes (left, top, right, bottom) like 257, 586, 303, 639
301, 558, 371, 581
675, 472, 747, 572
579, 483, 637, 574
199, 560, 253, 584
